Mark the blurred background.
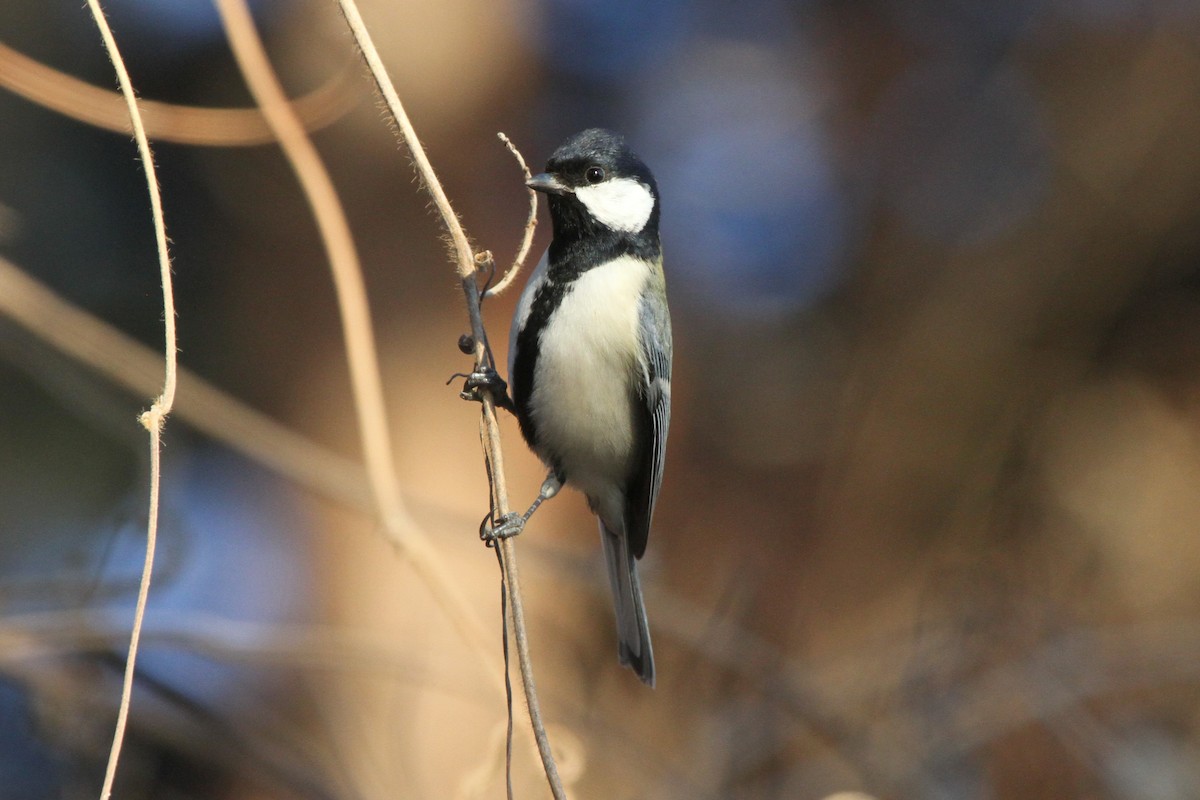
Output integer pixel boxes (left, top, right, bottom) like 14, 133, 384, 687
2, 0, 1200, 797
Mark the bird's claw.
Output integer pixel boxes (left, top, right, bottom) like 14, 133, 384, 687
480, 511, 524, 546
459, 366, 505, 399
458, 367, 516, 411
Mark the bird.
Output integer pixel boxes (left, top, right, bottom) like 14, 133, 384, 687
506, 128, 672, 686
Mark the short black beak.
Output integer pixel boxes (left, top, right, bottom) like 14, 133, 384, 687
526, 172, 569, 196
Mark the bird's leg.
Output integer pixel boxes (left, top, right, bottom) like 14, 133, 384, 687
479, 472, 563, 546
522, 471, 562, 523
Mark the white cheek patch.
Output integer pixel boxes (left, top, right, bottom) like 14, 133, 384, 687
574, 178, 655, 233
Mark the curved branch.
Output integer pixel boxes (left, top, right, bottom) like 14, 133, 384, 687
213, 0, 503, 690
485, 132, 538, 298
0, 41, 359, 147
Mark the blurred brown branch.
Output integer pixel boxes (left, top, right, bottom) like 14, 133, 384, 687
0, 254, 370, 507
212, 0, 504, 700
0, 40, 360, 146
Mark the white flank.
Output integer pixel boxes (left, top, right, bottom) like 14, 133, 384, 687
574, 177, 655, 233
530, 255, 651, 517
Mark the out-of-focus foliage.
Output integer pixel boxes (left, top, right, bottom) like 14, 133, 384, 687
2, 0, 1200, 797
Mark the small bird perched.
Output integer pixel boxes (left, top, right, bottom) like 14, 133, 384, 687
507, 128, 672, 686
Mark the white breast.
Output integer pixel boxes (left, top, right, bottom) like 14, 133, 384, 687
529, 255, 650, 500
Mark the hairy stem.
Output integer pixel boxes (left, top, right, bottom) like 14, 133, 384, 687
335, 0, 564, 794
82, 1, 176, 797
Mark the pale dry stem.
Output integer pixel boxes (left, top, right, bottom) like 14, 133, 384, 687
462, 189, 567, 800
335, 1, 565, 796
485, 132, 538, 298
213, 0, 503, 690
0, 40, 358, 147
333, 0, 475, 276
82, 1, 177, 798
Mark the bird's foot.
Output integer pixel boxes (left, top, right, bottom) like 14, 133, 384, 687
455, 366, 515, 411
479, 511, 525, 546
478, 473, 562, 547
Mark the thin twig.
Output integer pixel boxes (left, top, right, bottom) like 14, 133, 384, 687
485, 132, 538, 298
466, 280, 566, 799
333, 0, 473, 276
0, 41, 359, 147
334, 1, 565, 795
82, 2, 176, 798
213, 0, 503, 690
499, 540, 562, 794
499, 562, 515, 800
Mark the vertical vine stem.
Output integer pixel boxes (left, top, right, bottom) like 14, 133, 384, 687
82, 1, 176, 798
466, 277, 566, 799
334, 0, 565, 795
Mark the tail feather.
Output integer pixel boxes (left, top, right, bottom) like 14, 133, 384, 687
600, 521, 655, 687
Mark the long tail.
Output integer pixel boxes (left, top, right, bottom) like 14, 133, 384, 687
600, 520, 655, 686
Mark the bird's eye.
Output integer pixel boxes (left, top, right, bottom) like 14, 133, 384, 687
585, 166, 605, 184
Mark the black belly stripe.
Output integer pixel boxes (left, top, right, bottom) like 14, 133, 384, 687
512, 280, 561, 454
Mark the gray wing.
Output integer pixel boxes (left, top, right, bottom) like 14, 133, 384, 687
507, 250, 550, 390
626, 283, 672, 559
